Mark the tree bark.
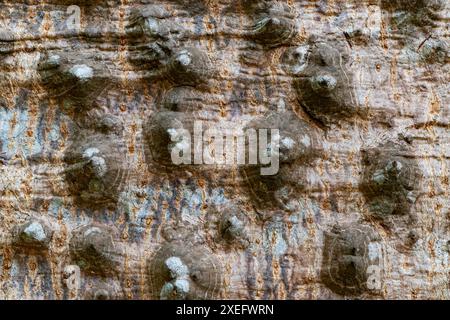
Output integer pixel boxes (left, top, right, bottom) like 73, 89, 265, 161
0, 0, 448, 300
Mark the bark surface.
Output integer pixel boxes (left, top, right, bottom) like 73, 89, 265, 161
0, 0, 448, 299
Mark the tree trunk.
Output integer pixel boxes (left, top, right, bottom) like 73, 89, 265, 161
0, 0, 448, 300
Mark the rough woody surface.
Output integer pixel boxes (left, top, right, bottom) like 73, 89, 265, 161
0, 0, 448, 300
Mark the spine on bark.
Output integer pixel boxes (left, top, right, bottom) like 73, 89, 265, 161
321, 224, 382, 296
165, 47, 214, 87
419, 38, 448, 64
63, 130, 130, 209
69, 224, 120, 276
360, 141, 422, 227
125, 6, 179, 69
13, 220, 52, 253
143, 111, 193, 170
148, 243, 223, 300
37, 53, 112, 112
294, 40, 359, 125
249, 1, 298, 48
206, 204, 251, 249
240, 110, 323, 211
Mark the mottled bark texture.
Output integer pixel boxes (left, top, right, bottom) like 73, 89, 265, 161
0, 0, 449, 300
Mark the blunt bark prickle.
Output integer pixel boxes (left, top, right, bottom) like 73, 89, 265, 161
0, 0, 448, 300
